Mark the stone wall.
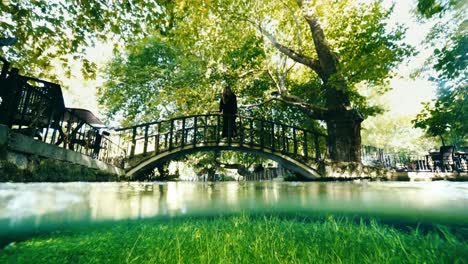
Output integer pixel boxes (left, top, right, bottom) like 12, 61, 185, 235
407, 171, 468, 181
317, 160, 396, 180
0, 125, 124, 181
317, 160, 467, 181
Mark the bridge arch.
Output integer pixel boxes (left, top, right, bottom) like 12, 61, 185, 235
115, 114, 327, 179
126, 143, 321, 178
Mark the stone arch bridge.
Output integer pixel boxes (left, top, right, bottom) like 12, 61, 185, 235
114, 114, 327, 179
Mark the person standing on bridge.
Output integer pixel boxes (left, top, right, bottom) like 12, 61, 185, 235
219, 85, 237, 138
0, 68, 22, 127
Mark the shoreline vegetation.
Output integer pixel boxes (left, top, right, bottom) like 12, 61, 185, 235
1, 215, 467, 263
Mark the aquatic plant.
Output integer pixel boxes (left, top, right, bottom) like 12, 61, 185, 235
1, 215, 467, 263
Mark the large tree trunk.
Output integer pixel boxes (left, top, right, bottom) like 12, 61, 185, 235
322, 80, 363, 162
300, 5, 363, 162
260, 1, 365, 162
326, 109, 363, 162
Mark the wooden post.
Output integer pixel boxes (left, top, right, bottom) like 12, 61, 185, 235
250, 119, 254, 146
303, 131, 308, 159
193, 116, 198, 146
181, 118, 186, 147
155, 122, 160, 154
143, 124, 149, 154
18, 87, 32, 130
169, 120, 174, 150
260, 120, 264, 148
76, 124, 84, 153
130, 127, 136, 157
64, 120, 72, 148
204, 115, 208, 143
315, 135, 321, 161
216, 114, 221, 143
293, 128, 297, 156
282, 125, 286, 153
51, 113, 63, 145
43, 108, 55, 143
238, 116, 243, 145
271, 122, 275, 150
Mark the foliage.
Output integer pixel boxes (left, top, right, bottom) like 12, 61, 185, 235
412, 0, 467, 146
240, 0, 412, 114
363, 115, 438, 154
415, 0, 464, 19
414, 86, 467, 146
98, 0, 412, 122
98, 37, 191, 124
325, 2, 412, 86
181, 152, 220, 180
433, 34, 467, 80
1, 0, 415, 162
98, 21, 269, 125
176, 151, 266, 181
96, 0, 413, 164
0, 0, 178, 80
1, 215, 467, 263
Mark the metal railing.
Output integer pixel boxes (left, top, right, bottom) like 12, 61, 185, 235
361, 145, 468, 172
114, 113, 328, 163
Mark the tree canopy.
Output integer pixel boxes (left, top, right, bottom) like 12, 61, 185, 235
96, 0, 413, 162
0, 0, 412, 124
0, 0, 176, 80
1, 0, 415, 163
412, 0, 467, 146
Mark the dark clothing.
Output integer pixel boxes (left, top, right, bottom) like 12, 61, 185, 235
0, 71, 21, 127
219, 93, 237, 115
219, 92, 237, 138
221, 114, 236, 138
93, 133, 103, 158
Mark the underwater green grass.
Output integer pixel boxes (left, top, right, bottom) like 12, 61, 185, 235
1, 215, 467, 264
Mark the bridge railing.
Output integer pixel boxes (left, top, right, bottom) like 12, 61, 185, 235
114, 113, 327, 162
361, 145, 468, 172
1, 74, 65, 132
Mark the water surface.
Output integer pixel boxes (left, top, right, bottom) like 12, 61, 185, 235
1, 181, 468, 241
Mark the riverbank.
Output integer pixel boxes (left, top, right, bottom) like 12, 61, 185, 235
0, 160, 122, 182
1, 215, 467, 263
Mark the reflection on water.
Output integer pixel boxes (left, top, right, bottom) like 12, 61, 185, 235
1, 181, 468, 238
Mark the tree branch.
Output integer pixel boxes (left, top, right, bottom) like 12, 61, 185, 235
248, 20, 325, 79
256, 65, 327, 120
238, 69, 256, 78
297, 0, 339, 78
241, 95, 328, 120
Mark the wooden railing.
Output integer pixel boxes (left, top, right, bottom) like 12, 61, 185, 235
0, 60, 126, 168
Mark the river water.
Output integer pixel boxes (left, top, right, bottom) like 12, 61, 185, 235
1, 181, 468, 242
